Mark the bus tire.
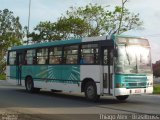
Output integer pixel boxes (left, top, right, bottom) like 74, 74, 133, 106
84, 81, 100, 102
116, 95, 129, 101
25, 77, 34, 93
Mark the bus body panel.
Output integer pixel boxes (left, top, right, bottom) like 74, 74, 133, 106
7, 65, 81, 93
115, 87, 153, 96
114, 74, 153, 96
80, 65, 102, 95
7, 64, 109, 95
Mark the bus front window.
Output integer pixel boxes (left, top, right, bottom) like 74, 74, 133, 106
115, 38, 152, 74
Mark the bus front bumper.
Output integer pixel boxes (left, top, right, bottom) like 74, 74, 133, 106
114, 87, 153, 96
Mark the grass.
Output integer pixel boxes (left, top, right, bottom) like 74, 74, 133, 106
0, 74, 6, 80
153, 84, 160, 94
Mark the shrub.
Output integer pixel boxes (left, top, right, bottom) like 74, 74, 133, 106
0, 74, 6, 80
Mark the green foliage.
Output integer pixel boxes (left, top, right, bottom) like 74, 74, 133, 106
29, 3, 143, 43
0, 9, 23, 73
0, 9, 22, 48
65, 4, 110, 36
153, 66, 160, 77
0, 74, 6, 80
0, 58, 6, 74
153, 84, 160, 94
115, 6, 122, 13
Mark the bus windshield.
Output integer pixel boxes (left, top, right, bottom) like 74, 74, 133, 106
115, 38, 152, 74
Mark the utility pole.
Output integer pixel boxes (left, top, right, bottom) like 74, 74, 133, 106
27, 0, 31, 44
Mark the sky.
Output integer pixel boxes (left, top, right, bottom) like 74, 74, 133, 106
0, 0, 160, 63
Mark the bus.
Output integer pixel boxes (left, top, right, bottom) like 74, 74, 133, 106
6, 34, 153, 101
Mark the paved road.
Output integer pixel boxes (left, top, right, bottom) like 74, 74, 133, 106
0, 81, 160, 120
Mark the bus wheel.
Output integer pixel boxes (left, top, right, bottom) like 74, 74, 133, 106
116, 95, 129, 101
25, 77, 34, 93
84, 81, 100, 102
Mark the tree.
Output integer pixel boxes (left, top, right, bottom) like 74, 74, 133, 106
30, 3, 143, 43
64, 4, 110, 36
29, 17, 90, 42
28, 21, 70, 42
153, 66, 160, 77
117, 0, 128, 34
0, 9, 23, 74
153, 62, 160, 77
55, 16, 90, 39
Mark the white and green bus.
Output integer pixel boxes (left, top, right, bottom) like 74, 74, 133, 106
6, 34, 153, 101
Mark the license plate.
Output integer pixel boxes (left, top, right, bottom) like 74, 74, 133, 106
135, 89, 141, 93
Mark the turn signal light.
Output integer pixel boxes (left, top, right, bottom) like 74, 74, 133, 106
116, 83, 125, 88
116, 83, 121, 88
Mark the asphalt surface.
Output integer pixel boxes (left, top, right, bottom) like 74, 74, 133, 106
0, 80, 160, 120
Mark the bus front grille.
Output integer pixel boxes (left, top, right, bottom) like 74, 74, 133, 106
124, 76, 147, 88
125, 76, 147, 82
127, 82, 146, 88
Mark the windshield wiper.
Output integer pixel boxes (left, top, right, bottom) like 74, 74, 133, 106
135, 54, 138, 73
125, 44, 130, 65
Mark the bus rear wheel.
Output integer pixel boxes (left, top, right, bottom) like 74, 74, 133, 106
84, 81, 100, 102
25, 77, 34, 93
25, 77, 40, 93
116, 95, 129, 101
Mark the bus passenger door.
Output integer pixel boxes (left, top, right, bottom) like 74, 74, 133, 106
16, 53, 23, 85
102, 47, 113, 95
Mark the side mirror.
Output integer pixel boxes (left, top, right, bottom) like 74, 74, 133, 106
113, 49, 118, 57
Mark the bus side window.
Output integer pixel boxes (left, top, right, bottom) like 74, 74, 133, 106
103, 49, 108, 65
64, 45, 78, 64
26, 49, 36, 65
103, 49, 113, 65
23, 52, 26, 65
37, 48, 48, 64
83, 55, 94, 64
109, 50, 113, 65
49, 56, 61, 64
49, 47, 62, 64
80, 57, 86, 64
80, 44, 99, 64
8, 51, 16, 65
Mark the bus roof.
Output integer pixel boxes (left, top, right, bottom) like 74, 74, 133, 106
116, 29, 148, 39
11, 38, 82, 50
114, 34, 145, 40
10, 33, 146, 51
10, 35, 109, 50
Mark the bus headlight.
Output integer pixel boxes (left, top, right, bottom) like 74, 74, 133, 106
147, 82, 153, 87
116, 83, 125, 88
